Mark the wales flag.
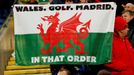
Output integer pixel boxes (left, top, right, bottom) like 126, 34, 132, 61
13, 2, 116, 65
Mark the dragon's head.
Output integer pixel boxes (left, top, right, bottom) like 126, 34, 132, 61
41, 12, 59, 24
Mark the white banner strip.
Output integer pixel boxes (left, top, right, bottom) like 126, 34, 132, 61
13, 2, 116, 34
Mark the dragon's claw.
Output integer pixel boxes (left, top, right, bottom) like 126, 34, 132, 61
41, 48, 52, 54
57, 47, 68, 52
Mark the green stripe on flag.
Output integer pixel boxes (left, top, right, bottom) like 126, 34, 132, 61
15, 33, 113, 65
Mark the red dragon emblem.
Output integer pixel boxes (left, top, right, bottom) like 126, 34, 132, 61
37, 12, 91, 54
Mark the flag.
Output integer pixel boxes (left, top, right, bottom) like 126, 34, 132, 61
13, 2, 116, 65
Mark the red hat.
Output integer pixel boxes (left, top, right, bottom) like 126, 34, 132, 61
114, 16, 127, 31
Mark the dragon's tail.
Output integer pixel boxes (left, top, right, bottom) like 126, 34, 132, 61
78, 20, 91, 38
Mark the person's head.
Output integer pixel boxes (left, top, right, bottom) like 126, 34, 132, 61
29, 0, 37, 3
57, 69, 71, 75
122, 10, 134, 23
80, 0, 88, 3
124, 3, 134, 11
97, 69, 111, 75
114, 16, 129, 39
65, 0, 73, 4
49, 0, 53, 3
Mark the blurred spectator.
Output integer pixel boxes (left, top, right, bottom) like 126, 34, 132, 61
97, 69, 111, 75
80, 0, 88, 3
73, 0, 80, 3
50, 64, 86, 75
73, 0, 98, 3
49, 0, 53, 3
124, 3, 134, 11
65, 0, 73, 4
105, 16, 134, 75
122, 10, 134, 48
95, 0, 100, 2
122, 10, 134, 22
51, 0, 65, 4
19, 0, 29, 4
101, 0, 134, 16
28, 0, 38, 4
38, 0, 51, 4
57, 68, 71, 75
